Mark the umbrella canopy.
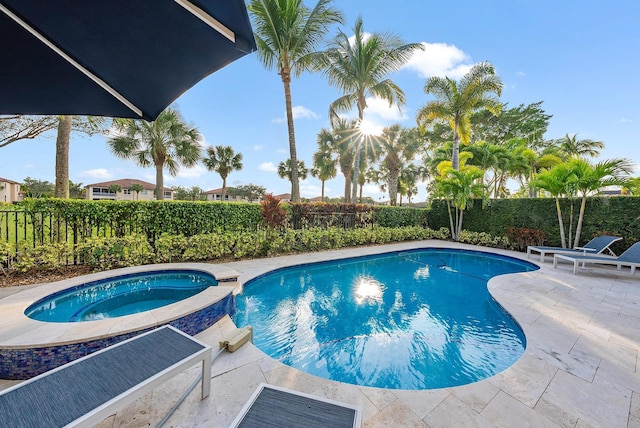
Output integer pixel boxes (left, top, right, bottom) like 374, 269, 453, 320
0, 0, 256, 121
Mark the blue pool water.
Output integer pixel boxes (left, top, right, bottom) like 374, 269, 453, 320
25, 270, 218, 322
233, 249, 538, 390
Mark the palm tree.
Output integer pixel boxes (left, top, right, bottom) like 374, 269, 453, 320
317, 118, 359, 201
533, 164, 575, 248
278, 159, 309, 183
107, 108, 201, 200
430, 166, 487, 241
128, 183, 144, 201
311, 145, 337, 201
377, 125, 422, 205
567, 157, 633, 247
202, 145, 243, 201
554, 133, 604, 158
399, 164, 424, 205
416, 62, 503, 171
313, 16, 423, 202
248, 0, 343, 203
107, 184, 122, 196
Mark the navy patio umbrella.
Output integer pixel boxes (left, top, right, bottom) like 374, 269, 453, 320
0, 0, 256, 121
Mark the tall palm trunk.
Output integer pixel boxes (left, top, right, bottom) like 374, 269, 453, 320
452, 117, 460, 170
55, 115, 72, 198
573, 196, 587, 248
281, 67, 300, 202
321, 180, 325, 200
351, 142, 362, 203
555, 198, 567, 248
387, 164, 400, 206
221, 177, 228, 200
344, 177, 351, 202
351, 106, 366, 202
155, 163, 164, 200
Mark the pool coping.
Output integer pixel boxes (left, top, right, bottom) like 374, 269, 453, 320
0, 263, 241, 350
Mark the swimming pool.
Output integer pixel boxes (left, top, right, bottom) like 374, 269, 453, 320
25, 270, 218, 322
233, 248, 538, 390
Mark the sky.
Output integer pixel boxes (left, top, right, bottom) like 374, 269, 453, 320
2, 0, 639, 202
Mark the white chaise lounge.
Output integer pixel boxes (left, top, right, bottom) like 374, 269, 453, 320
527, 235, 621, 262
0, 325, 211, 428
553, 241, 640, 275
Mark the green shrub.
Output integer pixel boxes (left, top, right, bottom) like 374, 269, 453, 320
76, 234, 153, 270
373, 206, 429, 228
12, 242, 73, 272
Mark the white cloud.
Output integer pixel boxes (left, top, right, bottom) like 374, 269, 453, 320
253, 144, 264, 151
276, 148, 288, 155
364, 97, 408, 122
403, 42, 473, 79
78, 168, 112, 179
272, 105, 320, 123
300, 183, 324, 198
177, 164, 206, 179
258, 162, 278, 173
516, 71, 526, 77
620, 117, 632, 123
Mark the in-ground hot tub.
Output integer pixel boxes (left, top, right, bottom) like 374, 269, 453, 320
0, 263, 241, 380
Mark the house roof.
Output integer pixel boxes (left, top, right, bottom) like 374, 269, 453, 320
85, 178, 171, 192
309, 196, 323, 202
204, 187, 237, 195
274, 193, 291, 200
204, 188, 223, 194
0, 177, 21, 185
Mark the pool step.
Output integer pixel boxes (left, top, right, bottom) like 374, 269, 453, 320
219, 326, 253, 352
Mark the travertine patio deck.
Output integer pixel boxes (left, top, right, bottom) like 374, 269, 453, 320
2, 240, 639, 427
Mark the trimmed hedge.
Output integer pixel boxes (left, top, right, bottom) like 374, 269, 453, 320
428, 196, 640, 251
373, 206, 429, 228
19, 199, 264, 239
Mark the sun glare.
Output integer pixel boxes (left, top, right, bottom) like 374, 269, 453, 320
354, 276, 384, 304
358, 119, 382, 136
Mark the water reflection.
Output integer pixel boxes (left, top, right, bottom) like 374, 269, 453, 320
235, 250, 535, 389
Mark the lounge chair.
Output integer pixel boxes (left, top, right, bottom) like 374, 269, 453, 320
553, 241, 640, 275
0, 325, 211, 428
230, 383, 362, 428
526, 235, 622, 262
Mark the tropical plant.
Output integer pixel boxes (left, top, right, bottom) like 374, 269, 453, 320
566, 158, 633, 247
464, 141, 513, 198
532, 164, 575, 248
172, 185, 206, 201
128, 183, 145, 201
552, 133, 604, 159
316, 117, 359, 201
399, 164, 423, 205
470, 101, 551, 147
510, 139, 562, 197
248, 0, 343, 202
21, 177, 55, 198
202, 145, 243, 201
311, 145, 337, 201
261, 193, 287, 229
313, 16, 422, 202
278, 159, 309, 182
625, 176, 640, 195
376, 125, 423, 205
430, 166, 487, 241
416, 62, 503, 171
232, 184, 267, 202
107, 108, 201, 200
107, 184, 122, 195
